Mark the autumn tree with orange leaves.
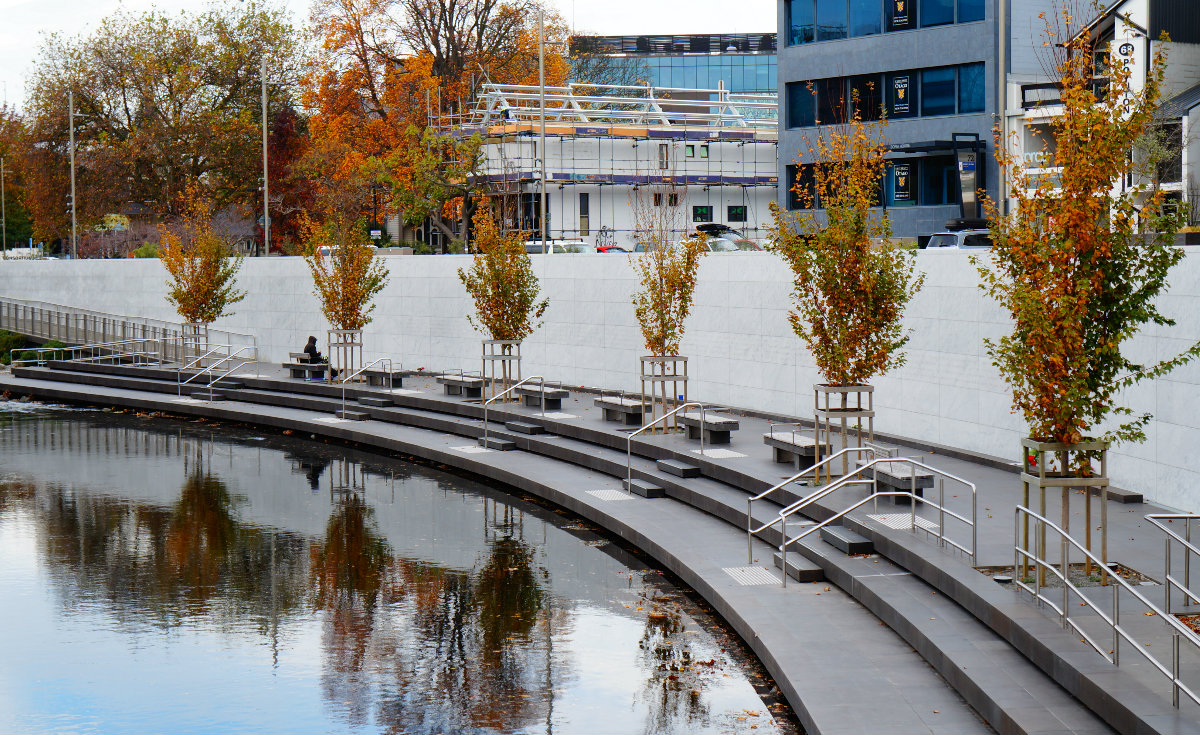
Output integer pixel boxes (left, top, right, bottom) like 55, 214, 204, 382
159, 183, 246, 326
981, 11, 1200, 446
768, 97, 923, 387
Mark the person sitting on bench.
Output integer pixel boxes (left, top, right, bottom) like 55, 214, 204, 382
303, 336, 338, 379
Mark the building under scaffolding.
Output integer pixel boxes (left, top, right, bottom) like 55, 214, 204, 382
459, 82, 778, 251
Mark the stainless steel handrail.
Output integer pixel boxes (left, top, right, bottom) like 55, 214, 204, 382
193, 359, 256, 402
746, 446, 876, 562
339, 358, 396, 414
177, 345, 258, 396
1017, 506, 1200, 708
10, 337, 169, 367
1146, 513, 1200, 615
625, 402, 707, 493
776, 487, 975, 587
481, 375, 545, 447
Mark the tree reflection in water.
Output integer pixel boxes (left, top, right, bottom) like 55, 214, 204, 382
637, 590, 725, 733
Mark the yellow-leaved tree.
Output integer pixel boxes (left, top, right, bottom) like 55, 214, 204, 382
158, 182, 246, 356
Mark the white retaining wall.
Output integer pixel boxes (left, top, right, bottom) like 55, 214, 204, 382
2, 252, 1198, 510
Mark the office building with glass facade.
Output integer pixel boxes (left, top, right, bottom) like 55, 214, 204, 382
570, 34, 777, 94
777, 0, 1008, 238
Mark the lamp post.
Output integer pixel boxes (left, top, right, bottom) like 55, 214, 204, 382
261, 56, 270, 256
68, 89, 77, 259
1, 155, 8, 259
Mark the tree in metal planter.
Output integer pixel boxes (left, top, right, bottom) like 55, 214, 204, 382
768, 98, 923, 473
457, 207, 548, 398
630, 175, 707, 428
303, 217, 389, 379
159, 182, 246, 360
982, 16, 1200, 576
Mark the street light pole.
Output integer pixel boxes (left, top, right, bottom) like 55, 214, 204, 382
1, 155, 7, 259
68, 89, 77, 259
261, 57, 270, 256
538, 9, 547, 254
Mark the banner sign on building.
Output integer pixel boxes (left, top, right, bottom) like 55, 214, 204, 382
892, 163, 912, 202
891, 75, 911, 116
889, 0, 913, 30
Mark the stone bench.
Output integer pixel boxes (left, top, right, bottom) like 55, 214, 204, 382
362, 369, 403, 388
856, 457, 935, 504
678, 412, 739, 445
436, 375, 483, 398
283, 361, 327, 380
763, 426, 830, 470
288, 352, 311, 363
594, 396, 644, 425
514, 385, 569, 410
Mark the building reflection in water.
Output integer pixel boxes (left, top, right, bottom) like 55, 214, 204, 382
0, 411, 792, 734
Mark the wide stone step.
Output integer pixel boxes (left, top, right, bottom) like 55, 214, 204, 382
210, 380, 245, 389
656, 458, 700, 478
335, 410, 370, 421
623, 478, 665, 498
820, 525, 873, 555
358, 396, 394, 407
191, 390, 224, 401
505, 421, 545, 435
772, 552, 825, 583
478, 436, 517, 451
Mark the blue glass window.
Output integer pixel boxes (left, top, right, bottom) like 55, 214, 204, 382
920, 156, 957, 205
850, 0, 882, 36
958, 62, 985, 112
788, 0, 815, 44
958, 0, 984, 22
816, 0, 848, 41
850, 74, 884, 121
921, 67, 955, 115
787, 82, 817, 128
817, 77, 847, 124
787, 165, 817, 209
920, 0, 953, 26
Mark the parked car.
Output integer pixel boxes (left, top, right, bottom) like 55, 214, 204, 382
595, 245, 630, 253
923, 229, 993, 249
523, 240, 590, 254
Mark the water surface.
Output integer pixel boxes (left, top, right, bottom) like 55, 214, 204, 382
0, 404, 798, 734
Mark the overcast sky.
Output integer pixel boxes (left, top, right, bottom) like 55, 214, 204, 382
0, 0, 777, 111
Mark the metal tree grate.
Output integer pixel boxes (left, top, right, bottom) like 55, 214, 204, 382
586, 489, 634, 502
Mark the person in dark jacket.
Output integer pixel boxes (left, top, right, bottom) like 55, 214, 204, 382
302, 336, 338, 379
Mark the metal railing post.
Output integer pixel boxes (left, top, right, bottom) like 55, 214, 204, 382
625, 401, 703, 493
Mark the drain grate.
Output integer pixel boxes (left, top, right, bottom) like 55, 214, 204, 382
692, 448, 747, 459
541, 412, 578, 419
723, 566, 780, 586
586, 489, 633, 502
388, 388, 423, 395
867, 513, 940, 532
315, 417, 349, 424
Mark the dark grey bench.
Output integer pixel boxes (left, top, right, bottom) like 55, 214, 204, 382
856, 457, 935, 503
514, 385, 569, 409
678, 412, 739, 444
436, 375, 483, 398
362, 369, 403, 388
763, 427, 829, 470
288, 352, 311, 363
594, 396, 644, 425
283, 361, 327, 380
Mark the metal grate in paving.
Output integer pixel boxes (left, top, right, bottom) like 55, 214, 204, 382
723, 566, 781, 586
541, 412, 578, 419
692, 448, 747, 459
388, 388, 423, 395
450, 445, 490, 454
586, 489, 633, 502
171, 398, 202, 404
867, 513, 940, 532
315, 417, 349, 424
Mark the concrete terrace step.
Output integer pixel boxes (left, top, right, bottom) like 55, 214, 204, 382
358, 396, 394, 408
335, 410, 370, 421
4, 363, 1172, 735
622, 477, 665, 498
504, 420, 545, 435
478, 436, 517, 451
820, 525, 873, 555
656, 458, 701, 478
191, 390, 225, 401
772, 551, 825, 583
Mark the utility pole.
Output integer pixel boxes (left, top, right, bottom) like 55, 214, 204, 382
261, 56, 270, 256
538, 9, 548, 254
1, 156, 7, 259
68, 89, 77, 259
